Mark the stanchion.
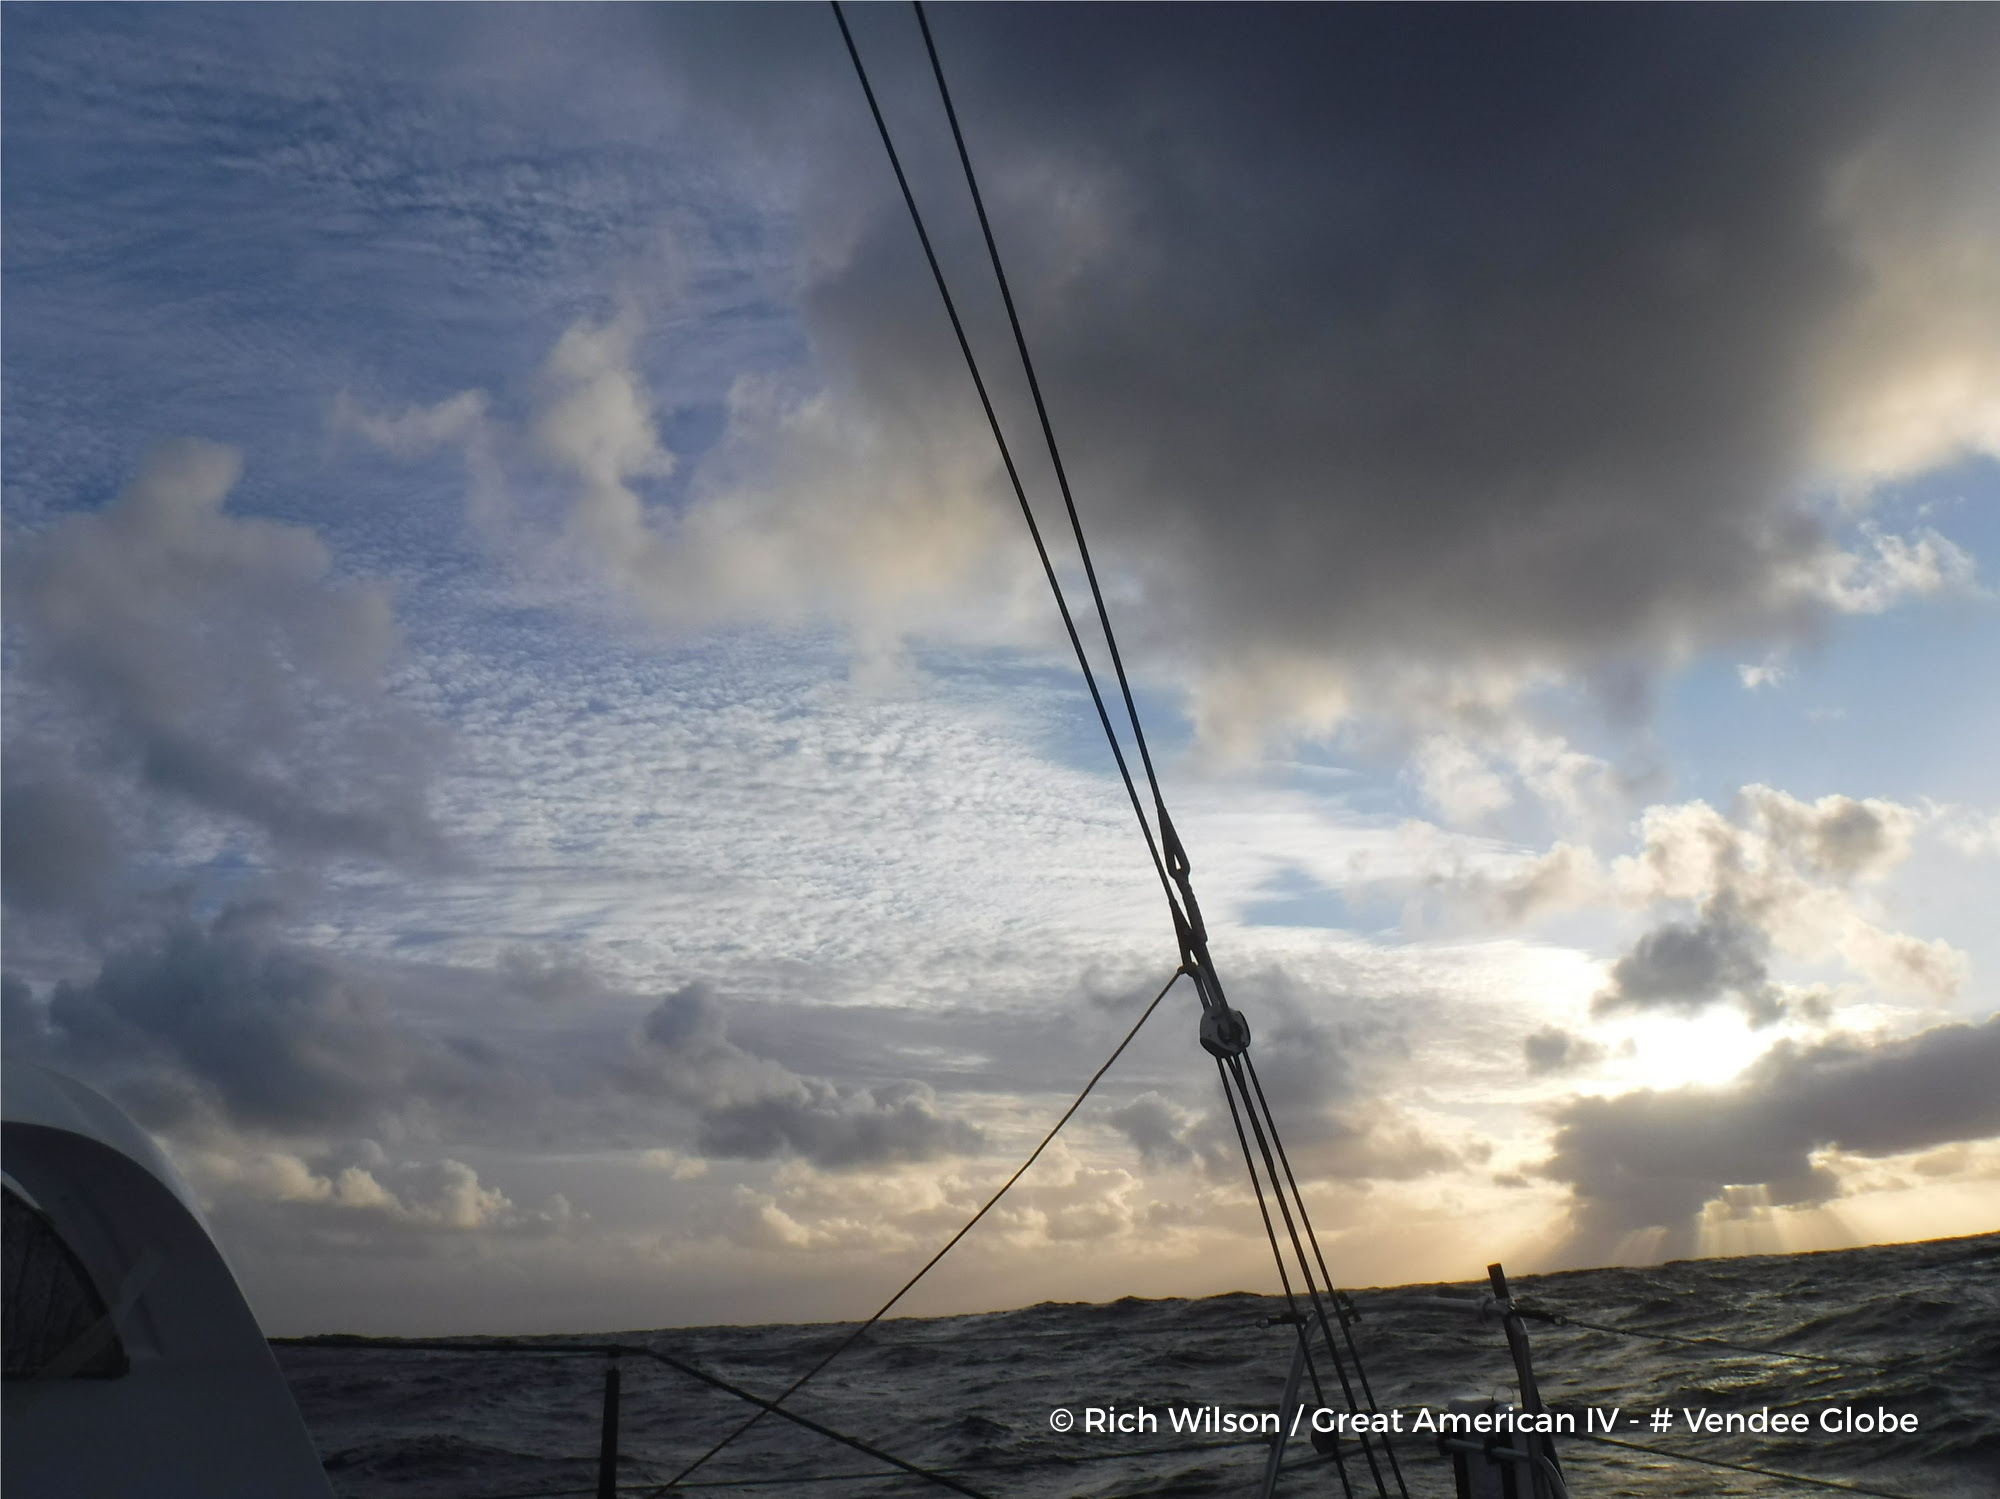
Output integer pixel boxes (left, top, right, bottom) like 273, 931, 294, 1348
1488, 1264, 1560, 1499
597, 1351, 621, 1499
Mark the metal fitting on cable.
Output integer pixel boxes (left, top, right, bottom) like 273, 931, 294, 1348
1200, 1006, 1252, 1058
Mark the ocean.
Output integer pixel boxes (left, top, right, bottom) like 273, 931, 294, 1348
277, 1230, 2000, 1499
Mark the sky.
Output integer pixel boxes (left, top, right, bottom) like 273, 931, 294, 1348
3, 4, 1997, 1338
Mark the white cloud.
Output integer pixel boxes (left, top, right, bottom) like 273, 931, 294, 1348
335, 389, 509, 531
1929, 801, 2000, 857
1480, 842, 1608, 925
536, 308, 678, 566
1410, 733, 1514, 822
336, 389, 491, 459
1794, 522, 1978, 615
187, 1146, 518, 1232
1738, 654, 1790, 690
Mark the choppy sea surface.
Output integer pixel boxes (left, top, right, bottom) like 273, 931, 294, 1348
279, 1230, 1999, 1499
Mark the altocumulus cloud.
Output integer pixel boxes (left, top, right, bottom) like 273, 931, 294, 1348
189, 1143, 532, 1236
1594, 893, 1794, 1028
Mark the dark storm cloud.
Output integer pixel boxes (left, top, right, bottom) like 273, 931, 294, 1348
1243, 1007, 1460, 1181
0, 925, 734, 1151
627, 982, 984, 1170
2, 973, 51, 1049
1593, 895, 1788, 1027
1544, 1014, 2000, 1258
2, 907, 484, 1133
4, 440, 441, 871
0, 758, 118, 914
659, 5, 2000, 719
1, 912, 984, 1170
1104, 966, 1460, 1182
1523, 1026, 1605, 1077
1106, 1091, 1199, 1169
0, 909, 985, 1206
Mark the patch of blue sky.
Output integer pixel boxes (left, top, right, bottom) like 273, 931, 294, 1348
178, 847, 268, 924
1268, 750, 1361, 788
1658, 457, 1999, 813
1627, 459, 2000, 1015
1240, 865, 1354, 932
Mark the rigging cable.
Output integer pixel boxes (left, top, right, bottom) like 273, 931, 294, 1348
1241, 1051, 1410, 1494
911, 0, 1171, 830
873, 7, 1407, 1496
907, 0, 1225, 1037
829, 0, 1181, 921
1214, 1055, 1359, 1499
1219, 1054, 1395, 1497
653, 966, 1187, 1490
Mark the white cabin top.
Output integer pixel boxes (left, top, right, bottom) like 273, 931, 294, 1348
2, 1057, 334, 1497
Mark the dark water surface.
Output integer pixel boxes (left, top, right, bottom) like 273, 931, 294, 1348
280, 1230, 2000, 1499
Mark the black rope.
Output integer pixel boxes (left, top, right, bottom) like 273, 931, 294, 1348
272, 1351, 616, 1359
1571, 1432, 1920, 1499
656, 966, 1186, 1490
842, 0, 1234, 1044
1241, 1054, 1411, 1499
1523, 1309, 1883, 1372
830, 0, 1181, 920
911, 1, 1250, 1020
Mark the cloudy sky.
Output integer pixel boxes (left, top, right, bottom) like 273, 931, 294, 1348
4, 5, 1997, 1337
